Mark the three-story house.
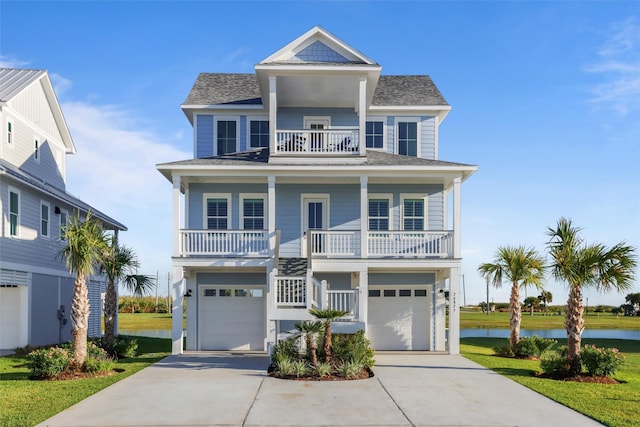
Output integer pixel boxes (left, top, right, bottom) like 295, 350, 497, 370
158, 27, 476, 355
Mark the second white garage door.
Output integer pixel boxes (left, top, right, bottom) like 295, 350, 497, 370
199, 286, 265, 351
368, 287, 432, 350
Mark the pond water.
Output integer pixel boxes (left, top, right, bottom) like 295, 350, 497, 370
461, 328, 640, 340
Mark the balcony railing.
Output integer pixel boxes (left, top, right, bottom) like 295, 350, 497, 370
276, 129, 360, 155
309, 230, 454, 258
179, 230, 269, 256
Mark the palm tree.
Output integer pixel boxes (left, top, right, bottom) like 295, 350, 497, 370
547, 218, 636, 374
309, 308, 349, 363
295, 320, 324, 367
100, 239, 154, 348
538, 290, 553, 316
478, 246, 545, 354
59, 211, 106, 367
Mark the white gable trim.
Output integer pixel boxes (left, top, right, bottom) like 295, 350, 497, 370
259, 26, 377, 65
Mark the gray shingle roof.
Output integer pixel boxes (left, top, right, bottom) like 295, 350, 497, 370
0, 68, 46, 102
183, 73, 261, 105
0, 159, 127, 231
183, 74, 448, 107
372, 76, 448, 106
157, 148, 473, 168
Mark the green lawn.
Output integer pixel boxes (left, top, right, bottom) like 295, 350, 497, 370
116, 312, 173, 330
0, 336, 170, 427
461, 337, 640, 427
460, 310, 639, 330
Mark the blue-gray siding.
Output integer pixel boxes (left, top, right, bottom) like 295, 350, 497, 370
195, 115, 214, 158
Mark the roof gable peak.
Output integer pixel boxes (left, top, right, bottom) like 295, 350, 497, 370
259, 26, 378, 65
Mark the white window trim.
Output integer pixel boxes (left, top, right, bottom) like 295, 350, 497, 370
400, 194, 428, 231
213, 117, 240, 156
367, 193, 393, 231
246, 115, 269, 149
34, 137, 40, 163
394, 117, 421, 157
59, 208, 68, 241
8, 186, 20, 238
239, 193, 267, 230
365, 116, 387, 151
40, 201, 50, 238
303, 116, 331, 129
300, 193, 330, 236
202, 193, 232, 230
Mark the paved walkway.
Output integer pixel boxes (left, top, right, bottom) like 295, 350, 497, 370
37, 352, 602, 427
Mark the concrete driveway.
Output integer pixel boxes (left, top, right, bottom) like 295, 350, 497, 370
37, 352, 602, 427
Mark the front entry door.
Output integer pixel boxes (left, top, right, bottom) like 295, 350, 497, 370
302, 197, 328, 256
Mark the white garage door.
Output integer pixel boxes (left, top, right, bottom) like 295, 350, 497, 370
199, 286, 265, 351
368, 287, 431, 350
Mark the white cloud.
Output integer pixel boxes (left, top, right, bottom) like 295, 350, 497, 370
585, 17, 640, 115
50, 73, 73, 96
62, 101, 190, 277
0, 55, 29, 68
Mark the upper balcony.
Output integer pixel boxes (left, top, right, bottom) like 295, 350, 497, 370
275, 128, 361, 156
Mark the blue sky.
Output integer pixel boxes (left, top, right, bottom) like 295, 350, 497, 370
2, 1, 638, 306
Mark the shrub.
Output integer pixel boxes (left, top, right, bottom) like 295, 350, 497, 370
275, 357, 295, 377
493, 342, 513, 357
332, 331, 375, 368
271, 337, 299, 365
26, 347, 72, 379
339, 361, 363, 379
580, 345, 624, 377
84, 341, 114, 373
540, 346, 572, 379
113, 336, 139, 358
292, 360, 309, 378
515, 336, 557, 358
315, 362, 332, 377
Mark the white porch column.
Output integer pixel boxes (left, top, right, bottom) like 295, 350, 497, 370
448, 267, 461, 354
268, 176, 276, 257
172, 175, 182, 257
434, 277, 447, 351
452, 177, 462, 258
269, 76, 277, 155
360, 176, 368, 258
358, 77, 367, 156
171, 266, 185, 354
357, 268, 368, 330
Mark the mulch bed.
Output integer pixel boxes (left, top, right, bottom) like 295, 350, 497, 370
534, 372, 620, 384
267, 367, 374, 381
40, 368, 123, 381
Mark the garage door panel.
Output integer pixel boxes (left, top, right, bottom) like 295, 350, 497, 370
368, 287, 431, 351
199, 287, 265, 351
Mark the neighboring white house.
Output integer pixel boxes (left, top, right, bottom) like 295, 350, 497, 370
157, 26, 476, 355
0, 68, 126, 352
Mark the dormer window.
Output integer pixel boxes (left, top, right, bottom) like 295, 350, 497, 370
215, 119, 239, 155
249, 119, 269, 148
396, 119, 419, 157
366, 121, 384, 149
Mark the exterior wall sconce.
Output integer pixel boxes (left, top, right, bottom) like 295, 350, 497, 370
184, 289, 192, 297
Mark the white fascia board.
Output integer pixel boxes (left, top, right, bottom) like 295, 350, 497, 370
181, 104, 264, 110
369, 105, 451, 122
255, 64, 381, 74
39, 73, 77, 154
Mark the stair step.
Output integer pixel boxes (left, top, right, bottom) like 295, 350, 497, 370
277, 257, 308, 276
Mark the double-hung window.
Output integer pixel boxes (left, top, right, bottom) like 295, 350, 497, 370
401, 195, 427, 231
204, 194, 230, 230
216, 119, 238, 155
365, 121, 384, 149
9, 188, 19, 237
240, 195, 266, 230
396, 119, 419, 157
368, 196, 392, 231
40, 202, 50, 237
249, 119, 269, 148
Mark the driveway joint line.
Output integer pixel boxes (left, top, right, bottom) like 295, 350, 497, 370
242, 376, 266, 426
375, 376, 415, 427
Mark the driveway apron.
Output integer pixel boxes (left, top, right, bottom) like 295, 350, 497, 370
37, 352, 603, 427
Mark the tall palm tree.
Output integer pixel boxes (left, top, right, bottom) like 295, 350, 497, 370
59, 211, 106, 367
100, 240, 154, 348
478, 246, 545, 354
538, 290, 553, 316
295, 320, 324, 367
309, 308, 349, 363
547, 218, 636, 374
